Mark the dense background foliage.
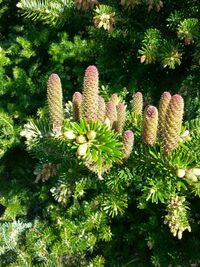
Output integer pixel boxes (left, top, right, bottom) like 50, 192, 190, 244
0, 0, 199, 266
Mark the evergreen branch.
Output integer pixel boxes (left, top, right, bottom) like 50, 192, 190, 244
17, 0, 74, 26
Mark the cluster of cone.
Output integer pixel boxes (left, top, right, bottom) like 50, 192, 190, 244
132, 90, 184, 156
47, 65, 185, 162
47, 65, 134, 162
73, 65, 134, 161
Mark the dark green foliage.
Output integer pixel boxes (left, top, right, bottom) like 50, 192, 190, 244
0, 1, 200, 266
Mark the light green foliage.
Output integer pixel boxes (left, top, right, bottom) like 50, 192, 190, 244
0, 195, 27, 221
49, 33, 93, 64
177, 18, 199, 44
139, 29, 182, 69
138, 29, 161, 64
68, 119, 123, 170
160, 41, 181, 69
0, 112, 17, 158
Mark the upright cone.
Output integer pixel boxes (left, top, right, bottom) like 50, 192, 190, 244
163, 94, 184, 156
47, 73, 63, 133
132, 92, 143, 115
81, 65, 99, 122
122, 130, 134, 160
72, 92, 82, 121
97, 96, 106, 124
142, 105, 158, 145
158, 92, 171, 139
110, 93, 120, 106
115, 103, 126, 134
106, 101, 117, 127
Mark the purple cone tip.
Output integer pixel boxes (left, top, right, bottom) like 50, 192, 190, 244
135, 92, 142, 97
162, 91, 171, 98
118, 103, 125, 108
85, 65, 98, 74
172, 94, 183, 103
146, 105, 157, 117
50, 73, 60, 81
107, 101, 115, 108
124, 130, 134, 138
73, 92, 82, 98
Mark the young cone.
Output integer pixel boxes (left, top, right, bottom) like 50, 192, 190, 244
142, 105, 158, 145
115, 103, 126, 134
47, 73, 63, 133
122, 130, 134, 160
163, 94, 184, 156
97, 96, 106, 124
158, 92, 171, 139
106, 101, 117, 127
72, 92, 82, 121
81, 65, 99, 122
110, 93, 120, 106
132, 92, 143, 115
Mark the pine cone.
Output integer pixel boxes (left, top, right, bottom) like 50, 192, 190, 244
106, 101, 117, 127
142, 105, 158, 145
81, 65, 99, 122
163, 95, 184, 156
110, 93, 120, 106
97, 96, 106, 124
115, 103, 126, 134
158, 91, 171, 140
47, 73, 63, 133
72, 92, 82, 121
122, 130, 134, 160
132, 91, 143, 115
